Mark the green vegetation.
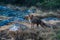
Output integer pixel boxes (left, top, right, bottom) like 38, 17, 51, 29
0, 0, 60, 9
57, 34, 60, 39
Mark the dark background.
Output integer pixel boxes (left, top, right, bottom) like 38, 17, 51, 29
0, 0, 60, 10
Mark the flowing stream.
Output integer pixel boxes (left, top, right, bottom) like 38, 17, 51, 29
0, 5, 60, 27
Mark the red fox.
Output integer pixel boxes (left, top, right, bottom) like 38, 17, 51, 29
24, 15, 49, 28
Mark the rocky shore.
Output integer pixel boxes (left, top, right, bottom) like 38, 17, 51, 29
0, 19, 60, 40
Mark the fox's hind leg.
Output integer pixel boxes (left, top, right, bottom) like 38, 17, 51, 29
37, 24, 39, 28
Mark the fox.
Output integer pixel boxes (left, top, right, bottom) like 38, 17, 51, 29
24, 14, 49, 28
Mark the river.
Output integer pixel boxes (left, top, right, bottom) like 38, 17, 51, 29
0, 5, 60, 26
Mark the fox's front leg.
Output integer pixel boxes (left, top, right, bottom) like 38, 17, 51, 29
31, 23, 34, 29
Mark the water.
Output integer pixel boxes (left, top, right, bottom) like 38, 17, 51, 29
9, 23, 28, 31
0, 5, 60, 26
43, 17, 60, 21
0, 5, 29, 26
0, 6, 30, 17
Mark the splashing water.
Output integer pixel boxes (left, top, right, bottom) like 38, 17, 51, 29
9, 23, 28, 31
9, 24, 19, 31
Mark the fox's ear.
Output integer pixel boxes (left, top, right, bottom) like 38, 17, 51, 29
24, 15, 34, 20
31, 15, 34, 17
24, 15, 29, 20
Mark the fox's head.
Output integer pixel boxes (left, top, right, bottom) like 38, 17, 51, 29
24, 15, 34, 20
24, 15, 34, 23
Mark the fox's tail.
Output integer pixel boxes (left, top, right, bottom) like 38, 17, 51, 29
40, 20, 50, 28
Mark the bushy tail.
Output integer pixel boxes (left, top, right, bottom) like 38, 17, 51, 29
40, 20, 50, 28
